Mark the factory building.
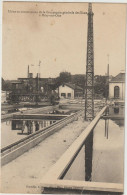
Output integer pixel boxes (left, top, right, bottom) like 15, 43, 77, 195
58, 83, 83, 99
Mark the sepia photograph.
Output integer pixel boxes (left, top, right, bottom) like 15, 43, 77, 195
0, 1, 127, 194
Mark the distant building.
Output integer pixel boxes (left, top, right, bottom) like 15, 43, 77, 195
109, 73, 125, 100
58, 83, 83, 99
17, 77, 55, 94
1, 91, 6, 103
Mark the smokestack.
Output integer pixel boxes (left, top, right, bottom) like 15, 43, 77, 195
28, 65, 29, 78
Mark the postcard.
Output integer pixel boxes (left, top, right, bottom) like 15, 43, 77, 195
1, 1, 126, 194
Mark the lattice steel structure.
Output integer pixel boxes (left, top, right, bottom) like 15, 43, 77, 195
85, 3, 94, 120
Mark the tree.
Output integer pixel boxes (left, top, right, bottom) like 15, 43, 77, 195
71, 74, 85, 93
58, 71, 71, 84
2, 78, 5, 90
54, 71, 71, 88
2, 79, 12, 91
94, 75, 108, 98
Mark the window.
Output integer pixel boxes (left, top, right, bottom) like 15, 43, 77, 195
68, 93, 71, 98
61, 93, 66, 97
114, 86, 120, 98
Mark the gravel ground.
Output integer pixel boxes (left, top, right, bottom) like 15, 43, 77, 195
1, 114, 89, 194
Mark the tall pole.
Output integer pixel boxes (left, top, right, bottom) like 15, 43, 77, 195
38, 60, 41, 93
106, 54, 109, 102
85, 3, 94, 121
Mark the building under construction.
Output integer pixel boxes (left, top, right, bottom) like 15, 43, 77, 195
7, 66, 58, 104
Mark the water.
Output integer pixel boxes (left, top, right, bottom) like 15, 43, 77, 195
1, 119, 56, 148
63, 118, 124, 183
1, 108, 71, 149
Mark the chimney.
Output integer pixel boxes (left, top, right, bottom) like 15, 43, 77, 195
28, 65, 29, 78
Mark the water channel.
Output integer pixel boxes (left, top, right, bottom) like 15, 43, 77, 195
1, 105, 125, 184
1, 119, 57, 148
63, 117, 124, 183
1, 107, 75, 148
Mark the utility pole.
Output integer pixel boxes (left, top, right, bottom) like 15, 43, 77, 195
85, 3, 94, 121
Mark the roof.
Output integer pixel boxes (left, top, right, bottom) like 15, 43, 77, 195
110, 73, 125, 83
61, 83, 83, 91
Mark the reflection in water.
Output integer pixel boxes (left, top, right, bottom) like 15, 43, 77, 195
85, 131, 93, 181
12, 120, 23, 130
11, 119, 56, 135
6, 120, 11, 126
105, 119, 109, 139
63, 131, 94, 181
112, 119, 124, 127
1, 119, 57, 148
63, 119, 124, 183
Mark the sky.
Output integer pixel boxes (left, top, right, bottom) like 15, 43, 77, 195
2, 2, 126, 80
